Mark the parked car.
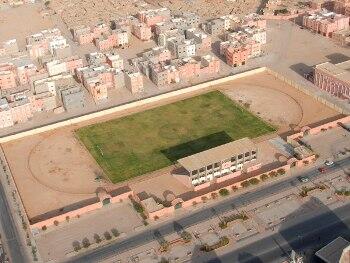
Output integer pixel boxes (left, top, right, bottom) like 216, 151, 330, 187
325, 160, 334, 166
298, 176, 309, 183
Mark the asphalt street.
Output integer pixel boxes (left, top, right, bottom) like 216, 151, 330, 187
67, 157, 350, 263
0, 179, 26, 263
206, 203, 350, 263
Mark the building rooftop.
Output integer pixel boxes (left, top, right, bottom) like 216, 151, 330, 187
315, 237, 350, 263
178, 137, 256, 172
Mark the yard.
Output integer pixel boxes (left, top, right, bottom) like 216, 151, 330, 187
76, 91, 275, 183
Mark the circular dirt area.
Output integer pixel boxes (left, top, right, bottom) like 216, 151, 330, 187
28, 130, 107, 194
223, 84, 303, 130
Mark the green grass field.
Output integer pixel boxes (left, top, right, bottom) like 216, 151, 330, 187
76, 91, 276, 183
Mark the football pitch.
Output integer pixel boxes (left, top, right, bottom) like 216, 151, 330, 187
76, 91, 275, 183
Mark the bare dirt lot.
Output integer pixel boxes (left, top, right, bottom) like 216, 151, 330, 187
1, 71, 341, 219
0, 4, 55, 48
221, 72, 341, 135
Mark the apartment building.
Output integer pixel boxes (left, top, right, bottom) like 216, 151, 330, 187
125, 71, 144, 94
150, 63, 180, 86
172, 57, 201, 80
314, 60, 350, 99
60, 86, 85, 111
302, 10, 349, 37
177, 138, 257, 186
72, 25, 95, 45
0, 39, 19, 57
132, 23, 152, 41
0, 98, 14, 128
45, 56, 83, 76
137, 8, 171, 27
221, 41, 250, 67
106, 53, 124, 70
202, 18, 226, 35
167, 38, 196, 58
185, 29, 212, 53
0, 63, 17, 90
200, 55, 221, 76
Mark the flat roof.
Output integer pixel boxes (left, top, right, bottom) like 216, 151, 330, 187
178, 137, 256, 172
315, 237, 350, 263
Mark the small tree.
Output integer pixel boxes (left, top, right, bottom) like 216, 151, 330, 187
260, 174, 268, 181
277, 168, 286, 175
41, 225, 47, 231
53, 220, 59, 226
94, 234, 102, 243
154, 215, 159, 220
231, 185, 238, 191
104, 231, 112, 240
192, 201, 197, 206
201, 196, 208, 203
219, 188, 230, 197
249, 178, 260, 185
269, 171, 278, 178
111, 228, 119, 237
65, 216, 70, 222
241, 181, 250, 188
303, 160, 309, 165
211, 192, 218, 199
82, 238, 90, 248
180, 231, 192, 242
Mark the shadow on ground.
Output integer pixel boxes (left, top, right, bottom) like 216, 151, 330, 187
161, 131, 232, 162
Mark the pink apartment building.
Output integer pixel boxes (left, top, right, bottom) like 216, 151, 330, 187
86, 81, 108, 102
150, 63, 180, 86
174, 58, 201, 80
95, 33, 117, 51
302, 11, 350, 37
72, 26, 95, 45
132, 23, 152, 41
200, 55, 220, 75
314, 60, 350, 99
106, 53, 124, 70
0, 63, 17, 90
223, 42, 250, 67
137, 8, 171, 27
16, 64, 38, 86
9, 99, 33, 124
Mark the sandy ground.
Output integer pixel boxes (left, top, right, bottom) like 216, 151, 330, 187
147, 0, 262, 20
220, 72, 341, 135
0, 4, 55, 48
1, 71, 341, 219
49, 0, 152, 28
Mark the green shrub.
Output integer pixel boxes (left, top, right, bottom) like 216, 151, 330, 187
111, 228, 120, 237
211, 192, 218, 199
277, 168, 286, 175
104, 231, 112, 240
181, 231, 192, 242
260, 174, 268, 181
269, 171, 278, 178
231, 185, 238, 191
82, 238, 90, 248
219, 188, 230, 196
241, 181, 250, 188
249, 178, 260, 185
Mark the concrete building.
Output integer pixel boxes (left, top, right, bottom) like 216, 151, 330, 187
132, 23, 152, 41
315, 237, 350, 263
137, 8, 171, 27
72, 25, 95, 45
332, 28, 350, 45
185, 29, 212, 53
202, 18, 226, 35
200, 55, 221, 76
60, 86, 85, 111
176, 138, 257, 186
106, 53, 124, 70
0, 39, 19, 56
0, 63, 17, 90
302, 10, 349, 37
0, 98, 14, 128
221, 41, 250, 67
125, 71, 144, 94
314, 60, 350, 99
9, 98, 33, 124
150, 63, 180, 86
167, 38, 196, 58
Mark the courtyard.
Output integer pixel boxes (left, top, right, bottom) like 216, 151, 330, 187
76, 91, 276, 183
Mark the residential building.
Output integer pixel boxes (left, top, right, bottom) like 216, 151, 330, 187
200, 55, 220, 75
167, 38, 196, 58
9, 98, 33, 124
0, 98, 14, 128
172, 57, 200, 80
106, 53, 124, 70
176, 138, 257, 186
185, 29, 212, 53
202, 18, 226, 35
125, 71, 143, 94
0, 39, 19, 56
132, 23, 152, 41
150, 62, 179, 86
332, 28, 350, 45
60, 86, 85, 111
302, 10, 349, 37
221, 41, 250, 67
0, 63, 17, 90
314, 60, 350, 99
137, 8, 171, 27
72, 25, 95, 45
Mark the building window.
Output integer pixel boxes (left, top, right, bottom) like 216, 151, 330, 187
199, 167, 205, 173
214, 162, 220, 168
231, 156, 236, 162
192, 170, 198, 175
252, 150, 256, 155
238, 154, 243, 159
245, 152, 250, 157
207, 164, 212, 170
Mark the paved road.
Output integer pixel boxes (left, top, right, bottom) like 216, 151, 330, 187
207, 203, 350, 263
0, 180, 26, 263
67, 157, 350, 263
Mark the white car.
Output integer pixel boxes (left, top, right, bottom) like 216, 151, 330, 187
325, 160, 334, 166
